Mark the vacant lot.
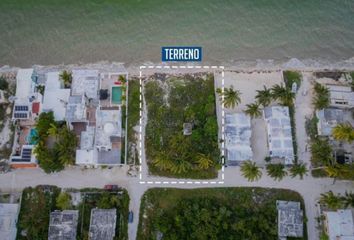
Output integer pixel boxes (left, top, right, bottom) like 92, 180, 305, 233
144, 74, 219, 178
137, 188, 307, 240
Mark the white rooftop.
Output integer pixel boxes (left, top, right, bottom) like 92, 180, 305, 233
72, 69, 99, 100
66, 95, 87, 122
15, 68, 34, 104
42, 72, 71, 121
327, 84, 354, 108
225, 113, 253, 164
95, 109, 122, 151
325, 209, 354, 240
0, 203, 19, 240
264, 106, 294, 165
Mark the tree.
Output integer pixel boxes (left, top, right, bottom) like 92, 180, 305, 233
271, 84, 295, 106
310, 138, 333, 167
216, 86, 241, 109
255, 86, 272, 107
153, 153, 173, 171
56, 192, 72, 210
244, 103, 262, 118
240, 161, 262, 181
325, 164, 351, 183
59, 70, 72, 88
266, 164, 287, 181
195, 153, 214, 170
35, 111, 55, 138
170, 159, 192, 174
313, 82, 330, 110
0, 76, 9, 90
332, 122, 354, 143
47, 123, 59, 138
342, 191, 354, 208
289, 163, 308, 179
55, 127, 77, 166
319, 191, 342, 210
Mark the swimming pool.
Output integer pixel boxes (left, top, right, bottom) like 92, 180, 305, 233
112, 86, 122, 104
26, 128, 38, 145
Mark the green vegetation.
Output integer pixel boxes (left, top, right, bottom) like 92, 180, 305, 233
17, 186, 129, 240
310, 138, 333, 167
305, 115, 318, 140
137, 188, 307, 240
319, 191, 354, 211
17, 185, 60, 240
332, 122, 354, 143
266, 164, 288, 181
0, 76, 9, 90
271, 83, 295, 106
127, 79, 140, 164
216, 85, 241, 109
350, 72, 354, 91
284, 70, 302, 89
313, 83, 330, 110
240, 160, 262, 181
33, 112, 77, 173
255, 86, 272, 107
289, 163, 308, 179
59, 70, 72, 88
244, 103, 262, 118
145, 75, 219, 178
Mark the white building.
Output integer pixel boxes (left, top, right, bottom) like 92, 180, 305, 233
263, 106, 294, 165
225, 113, 252, 165
42, 72, 71, 121
324, 209, 354, 240
327, 84, 354, 109
0, 203, 20, 240
71, 69, 99, 100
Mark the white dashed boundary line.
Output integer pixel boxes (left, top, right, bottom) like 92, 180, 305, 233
139, 65, 225, 185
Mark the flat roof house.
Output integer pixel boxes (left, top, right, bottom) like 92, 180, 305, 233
225, 113, 252, 165
327, 84, 354, 109
264, 106, 294, 165
324, 209, 354, 240
48, 210, 79, 240
276, 201, 303, 239
316, 108, 344, 136
42, 72, 71, 121
89, 208, 117, 240
0, 203, 20, 240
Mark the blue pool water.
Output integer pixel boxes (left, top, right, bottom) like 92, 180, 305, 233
27, 128, 38, 145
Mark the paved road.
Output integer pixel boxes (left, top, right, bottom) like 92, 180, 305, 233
1, 165, 353, 240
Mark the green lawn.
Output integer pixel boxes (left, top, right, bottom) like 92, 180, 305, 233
127, 78, 140, 164
138, 188, 307, 240
144, 74, 220, 179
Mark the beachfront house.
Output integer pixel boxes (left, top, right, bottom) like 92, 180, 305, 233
225, 113, 253, 165
327, 84, 354, 109
323, 209, 354, 240
263, 106, 294, 165
276, 201, 303, 239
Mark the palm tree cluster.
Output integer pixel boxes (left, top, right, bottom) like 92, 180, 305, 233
216, 86, 241, 109
332, 122, 354, 143
266, 163, 288, 181
59, 70, 73, 88
319, 191, 354, 210
240, 161, 262, 181
289, 163, 308, 179
313, 82, 330, 110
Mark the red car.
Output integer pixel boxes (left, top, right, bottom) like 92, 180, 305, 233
104, 185, 119, 191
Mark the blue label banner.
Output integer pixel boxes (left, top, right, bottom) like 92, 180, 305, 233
161, 46, 202, 62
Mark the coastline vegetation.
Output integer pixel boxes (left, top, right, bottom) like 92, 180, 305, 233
137, 188, 307, 240
145, 74, 219, 178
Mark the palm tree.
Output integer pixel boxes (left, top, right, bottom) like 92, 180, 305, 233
153, 154, 173, 171
216, 85, 241, 109
47, 123, 59, 138
271, 84, 295, 106
244, 103, 262, 118
266, 164, 288, 181
255, 86, 272, 107
342, 191, 354, 208
240, 161, 262, 182
170, 159, 192, 174
289, 163, 308, 180
313, 82, 330, 109
195, 153, 213, 170
325, 164, 350, 184
332, 123, 354, 143
319, 191, 342, 210
55, 127, 77, 166
59, 70, 72, 88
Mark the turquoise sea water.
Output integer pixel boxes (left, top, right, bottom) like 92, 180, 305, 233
0, 0, 353, 67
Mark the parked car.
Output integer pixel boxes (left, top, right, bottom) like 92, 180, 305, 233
104, 184, 119, 191
128, 211, 134, 223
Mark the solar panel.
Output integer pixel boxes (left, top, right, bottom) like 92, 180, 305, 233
15, 105, 29, 111
14, 113, 28, 119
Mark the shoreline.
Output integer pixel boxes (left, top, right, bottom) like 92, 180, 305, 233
1, 57, 354, 76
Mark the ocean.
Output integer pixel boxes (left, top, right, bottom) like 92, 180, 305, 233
0, 0, 353, 67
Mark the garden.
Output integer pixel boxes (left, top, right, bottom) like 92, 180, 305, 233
144, 74, 219, 178
137, 187, 307, 240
